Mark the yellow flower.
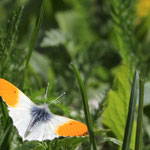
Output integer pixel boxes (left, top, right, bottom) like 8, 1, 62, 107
136, 0, 150, 18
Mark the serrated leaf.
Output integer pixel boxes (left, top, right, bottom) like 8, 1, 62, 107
55, 10, 80, 59
56, 11, 79, 36
102, 64, 136, 149
41, 29, 68, 47
52, 137, 88, 150
14, 142, 39, 150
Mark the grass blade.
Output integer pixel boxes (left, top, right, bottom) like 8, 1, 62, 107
99, 137, 122, 146
99, 137, 132, 150
0, 98, 8, 123
25, 0, 47, 69
135, 78, 144, 150
0, 123, 12, 150
71, 63, 97, 150
20, 0, 47, 88
122, 71, 139, 150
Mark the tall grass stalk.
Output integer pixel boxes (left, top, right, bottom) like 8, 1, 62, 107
0, 7, 23, 149
71, 63, 97, 150
135, 78, 144, 150
25, 0, 47, 69
122, 71, 139, 150
0, 123, 12, 150
0, 6, 23, 77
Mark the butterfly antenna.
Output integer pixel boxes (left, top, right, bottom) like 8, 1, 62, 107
44, 83, 49, 103
49, 92, 66, 105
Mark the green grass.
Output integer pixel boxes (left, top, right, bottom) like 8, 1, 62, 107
122, 71, 139, 150
71, 63, 97, 150
135, 78, 144, 150
25, 0, 47, 70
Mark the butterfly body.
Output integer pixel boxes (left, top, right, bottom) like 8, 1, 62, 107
0, 79, 88, 141
31, 104, 52, 125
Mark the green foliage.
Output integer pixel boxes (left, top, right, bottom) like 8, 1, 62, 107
71, 63, 97, 150
13, 141, 38, 150
110, 0, 137, 63
102, 64, 136, 149
41, 29, 68, 47
30, 51, 50, 81
122, 71, 139, 150
0, 0, 149, 149
0, 123, 12, 150
48, 137, 88, 150
25, 0, 47, 70
135, 79, 144, 150
0, 6, 24, 82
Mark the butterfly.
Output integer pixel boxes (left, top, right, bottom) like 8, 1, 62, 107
0, 78, 88, 141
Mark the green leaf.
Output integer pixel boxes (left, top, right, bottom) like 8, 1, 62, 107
41, 29, 68, 47
122, 71, 139, 150
56, 11, 80, 37
45, 137, 88, 150
14, 141, 39, 150
55, 10, 80, 59
102, 64, 136, 149
51, 137, 88, 150
30, 51, 50, 81
0, 6, 24, 77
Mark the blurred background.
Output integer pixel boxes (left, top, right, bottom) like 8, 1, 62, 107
1, 0, 150, 149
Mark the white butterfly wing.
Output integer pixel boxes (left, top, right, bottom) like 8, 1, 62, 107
24, 120, 59, 141
0, 79, 35, 140
22, 113, 71, 141
0, 79, 88, 141
8, 106, 32, 141
23, 113, 87, 141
